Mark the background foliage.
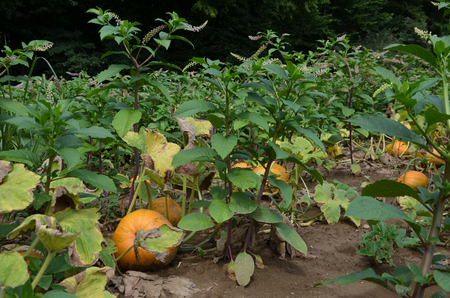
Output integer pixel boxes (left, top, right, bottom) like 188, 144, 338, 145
1, 0, 448, 76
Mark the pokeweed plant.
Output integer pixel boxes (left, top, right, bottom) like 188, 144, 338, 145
315, 4, 450, 297
86, 7, 206, 208
172, 44, 325, 285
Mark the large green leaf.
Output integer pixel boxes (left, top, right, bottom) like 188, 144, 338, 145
211, 134, 237, 159
314, 268, 388, 287
55, 208, 103, 266
0, 149, 38, 167
0, 98, 29, 116
70, 126, 115, 139
374, 66, 402, 89
345, 196, 411, 222
361, 180, 421, 201
97, 64, 130, 82
229, 192, 258, 214
250, 205, 283, 223
237, 112, 269, 132
0, 252, 29, 289
177, 213, 214, 231
0, 161, 40, 213
60, 267, 115, 298
433, 270, 450, 292
172, 147, 217, 168
112, 109, 142, 138
56, 148, 80, 171
173, 100, 217, 118
274, 222, 307, 254
70, 169, 117, 193
228, 168, 261, 190
263, 64, 289, 81
385, 44, 437, 68
209, 199, 233, 223
235, 252, 254, 287
348, 115, 426, 149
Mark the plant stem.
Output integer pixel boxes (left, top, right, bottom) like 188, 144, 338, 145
31, 252, 54, 290
25, 237, 40, 258
412, 162, 450, 297
114, 243, 136, 263
187, 175, 198, 214
181, 176, 187, 217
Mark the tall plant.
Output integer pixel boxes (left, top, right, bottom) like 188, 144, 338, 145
315, 5, 450, 297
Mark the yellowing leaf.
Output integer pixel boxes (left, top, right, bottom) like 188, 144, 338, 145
145, 129, 181, 178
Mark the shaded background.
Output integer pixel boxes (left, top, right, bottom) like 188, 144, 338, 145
1, 0, 448, 77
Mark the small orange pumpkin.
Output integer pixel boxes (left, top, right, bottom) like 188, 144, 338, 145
151, 196, 182, 226
424, 149, 445, 166
232, 162, 254, 169
385, 141, 409, 157
253, 163, 289, 184
397, 171, 429, 192
112, 209, 178, 271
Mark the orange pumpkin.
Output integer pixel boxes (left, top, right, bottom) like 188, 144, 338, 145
112, 209, 178, 271
385, 141, 409, 157
253, 163, 289, 184
397, 171, 429, 192
151, 196, 182, 226
423, 149, 445, 166
232, 162, 254, 169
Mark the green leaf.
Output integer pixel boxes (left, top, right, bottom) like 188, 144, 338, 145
346, 196, 412, 222
173, 100, 217, 118
434, 271, 450, 292
362, 180, 421, 202
229, 192, 258, 214
314, 268, 388, 287
250, 205, 283, 223
229, 168, 261, 190
263, 64, 289, 81
211, 134, 238, 159
71, 126, 115, 139
99, 239, 117, 269
0, 149, 38, 167
56, 148, 80, 170
55, 208, 103, 266
348, 115, 426, 149
0, 223, 17, 239
268, 179, 293, 210
0, 252, 28, 289
112, 109, 142, 138
406, 262, 428, 283
430, 291, 448, 298
0, 98, 29, 116
172, 147, 217, 168
70, 169, 117, 193
274, 222, 307, 254
97, 64, 130, 82
385, 44, 437, 68
177, 213, 214, 231
209, 199, 233, 223
36, 224, 79, 254
237, 112, 269, 132
60, 267, 115, 298
235, 252, 255, 287
141, 225, 184, 262
424, 108, 450, 129
0, 161, 40, 213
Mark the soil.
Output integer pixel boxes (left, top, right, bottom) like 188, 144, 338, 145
107, 154, 450, 298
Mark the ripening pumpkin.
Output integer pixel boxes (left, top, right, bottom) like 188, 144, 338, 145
385, 141, 409, 157
423, 149, 445, 166
151, 196, 182, 226
232, 162, 254, 169
253, 163, 289, 185
112, 209, 178, 272
397, 171, 429, 192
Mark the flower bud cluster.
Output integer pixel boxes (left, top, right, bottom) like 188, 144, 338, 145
104, 12, 122, 26
251, 43, 267, 59
24, 43, 53, 52
248, 35, 263, 41
373, 83, 393, 98
184, 20, 208, 32
1, 56, 16, 66
142, 25, 167, 46
46, 82, 54, 102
